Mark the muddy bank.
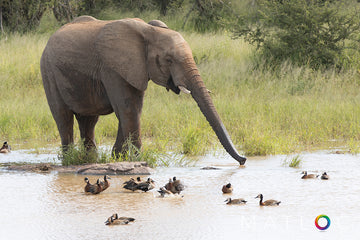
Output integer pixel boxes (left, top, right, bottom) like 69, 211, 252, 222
5, 162, 152, 175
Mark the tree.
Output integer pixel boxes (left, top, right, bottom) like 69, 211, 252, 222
1, 0, 50, 32
232, 0, 360, 69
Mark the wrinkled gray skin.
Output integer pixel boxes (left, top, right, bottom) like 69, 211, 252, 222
40, 16, 246, 165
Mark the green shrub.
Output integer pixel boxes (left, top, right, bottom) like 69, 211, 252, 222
232, 0, 360, 69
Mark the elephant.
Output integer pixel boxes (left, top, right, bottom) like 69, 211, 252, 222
40, 16, 246, 165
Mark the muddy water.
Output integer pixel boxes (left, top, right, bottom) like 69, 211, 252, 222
1, 150, 359, 239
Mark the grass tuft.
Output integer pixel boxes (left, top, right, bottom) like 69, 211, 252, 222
282, 155, 303, 168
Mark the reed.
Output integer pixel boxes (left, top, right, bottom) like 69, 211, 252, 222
283, 155, 303, 168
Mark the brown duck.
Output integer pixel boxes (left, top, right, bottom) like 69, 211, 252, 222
225, 198, 247, 205
99, 175, 111, 192
301, 171, 319, 179
165, 176, 185, 194
0, 141, 11, 153
105, 213, 135, 225
321, 172, 329, 180
136, 178, 155, 192
158, 187, 174, 197
84, 178, 103, 194
222, 183, 233, 194
255, 194, 281, 206
123, 177, 138, 191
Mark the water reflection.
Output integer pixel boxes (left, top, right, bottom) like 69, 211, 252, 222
0, 151, 360, 239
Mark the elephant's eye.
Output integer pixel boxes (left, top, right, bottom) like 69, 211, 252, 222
166, 58, 173, 65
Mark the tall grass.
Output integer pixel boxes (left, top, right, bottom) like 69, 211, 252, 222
2, 13, 360, 159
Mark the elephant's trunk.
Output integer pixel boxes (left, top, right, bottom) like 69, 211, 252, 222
186, 70, 246, 165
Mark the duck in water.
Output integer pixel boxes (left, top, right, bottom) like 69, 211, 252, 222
301, 171, 319, 179
84, 178, 103, 194
105, 213, 135, 225
255, 194, 281, 206
224, 198, 247, 205
0, 142, 11, 153
222, 183, 233, 194
321, 172, 329, 180
99, 175, 111, 192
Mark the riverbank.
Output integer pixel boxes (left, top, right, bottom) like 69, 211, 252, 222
5, 162, 152, 175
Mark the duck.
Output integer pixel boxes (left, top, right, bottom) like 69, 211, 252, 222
255, 194, 281, 206
123, 177, 138, 191
0, 141, 11, 153
165, 176, 185, 194
105, 213, 135, 225
136, 178, 155, 192
301, 171, 319, 179
222, 183, 233, 194
99, 175, 111, 192
164, 178, 173, 191
84, 178, 103, 194
224, 197, 247, 205
158, 187, 174, 197
321, 172, 329, 180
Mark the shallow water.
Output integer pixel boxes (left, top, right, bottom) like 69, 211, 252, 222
1, 150, 360, 240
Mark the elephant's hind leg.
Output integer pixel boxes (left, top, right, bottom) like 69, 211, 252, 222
75, 114, 99, 150
41, 64, 74, 151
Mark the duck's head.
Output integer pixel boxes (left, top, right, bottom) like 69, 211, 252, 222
136, 177, 141, 182
105, 217, 113, 225
225, 183, 231, 188
255, 194, 263, 199
104, 175, 111, 180
301, 171, 307, 175
224, 198, 231, 203
84, 177, 89, 183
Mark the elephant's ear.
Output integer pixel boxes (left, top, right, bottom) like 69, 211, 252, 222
95, 20, 148, 91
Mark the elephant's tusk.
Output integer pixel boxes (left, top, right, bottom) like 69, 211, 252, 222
179, 86, 191, 94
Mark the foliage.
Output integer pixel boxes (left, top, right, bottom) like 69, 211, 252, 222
1, 0, 50, 32
153, 0, 185, 16
232, 0, 360, 69
187, 0, 235, 32
59, 140, 110, 166
282, 155, 303, 168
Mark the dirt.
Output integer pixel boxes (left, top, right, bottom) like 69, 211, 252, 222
5, 162, 152, 175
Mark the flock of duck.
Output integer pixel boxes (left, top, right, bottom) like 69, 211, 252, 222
83, 175, 185, 225
84, 169, 330, 225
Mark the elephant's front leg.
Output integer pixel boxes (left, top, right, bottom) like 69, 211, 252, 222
111, 86, 145, 158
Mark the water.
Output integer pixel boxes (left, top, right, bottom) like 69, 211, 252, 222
1, 150, 360, 239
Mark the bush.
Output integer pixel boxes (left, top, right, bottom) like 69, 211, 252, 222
188, 0, 235, 32
232, 0, 360, 69
1, 0, 50, 32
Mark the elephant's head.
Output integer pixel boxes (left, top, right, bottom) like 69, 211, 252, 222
96, 19, 246, 165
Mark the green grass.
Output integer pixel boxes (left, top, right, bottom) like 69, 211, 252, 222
282, 155, 303, 168
59, 139, 195, 167
2, 12, 360, 162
